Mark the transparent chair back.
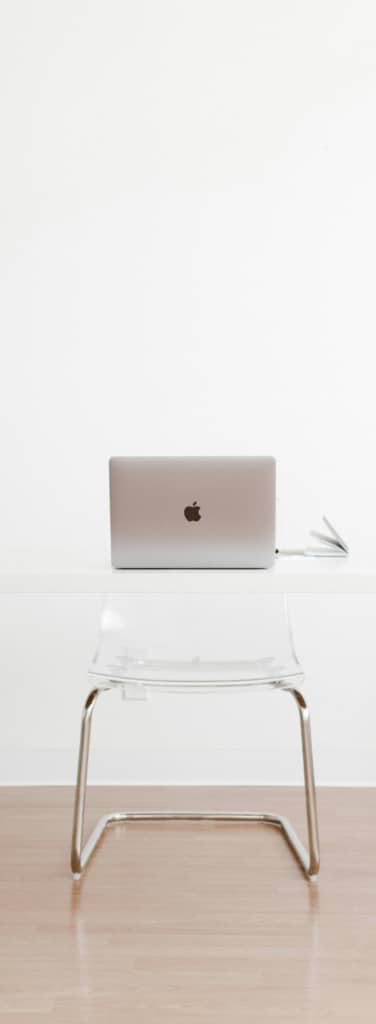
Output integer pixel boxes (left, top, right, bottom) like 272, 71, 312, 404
90, 592, 303, 691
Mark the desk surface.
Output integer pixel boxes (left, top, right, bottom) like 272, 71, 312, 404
0, 553, 375, 593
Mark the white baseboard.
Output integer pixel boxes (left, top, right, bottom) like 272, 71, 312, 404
0, 747, 375, 786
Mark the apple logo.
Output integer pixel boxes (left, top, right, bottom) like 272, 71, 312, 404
184, 501, 201, 522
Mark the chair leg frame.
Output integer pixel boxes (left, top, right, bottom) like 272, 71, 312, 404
71, 685, 320, 881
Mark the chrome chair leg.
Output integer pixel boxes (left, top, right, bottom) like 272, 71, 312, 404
71, 686, 110, 877
287, 686, 320, 878
71, 684, 320, 881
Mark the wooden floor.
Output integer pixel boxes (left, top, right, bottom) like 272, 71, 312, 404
1, 787, 375, 1022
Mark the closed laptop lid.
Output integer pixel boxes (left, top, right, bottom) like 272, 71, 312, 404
109, 456, 276, 569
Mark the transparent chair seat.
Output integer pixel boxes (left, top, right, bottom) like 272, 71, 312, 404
90, 593, 303, 690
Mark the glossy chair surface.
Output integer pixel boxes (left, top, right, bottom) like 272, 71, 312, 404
89, 593, 303, 690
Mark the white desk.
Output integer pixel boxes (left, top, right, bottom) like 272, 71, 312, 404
0, 553, 375, 594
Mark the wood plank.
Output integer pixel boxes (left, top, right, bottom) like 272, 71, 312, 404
0, 787, 375, 1021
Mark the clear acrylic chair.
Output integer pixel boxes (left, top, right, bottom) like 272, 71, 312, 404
71, 593, 320, 880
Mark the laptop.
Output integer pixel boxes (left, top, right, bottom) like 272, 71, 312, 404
109, 456, 276, 569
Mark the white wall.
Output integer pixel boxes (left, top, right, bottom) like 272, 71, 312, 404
1, 1, 376, 783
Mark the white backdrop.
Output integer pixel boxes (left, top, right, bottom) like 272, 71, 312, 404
1, 1, 376, 783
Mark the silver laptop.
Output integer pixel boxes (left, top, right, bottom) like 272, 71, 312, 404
109, 456, 276, 569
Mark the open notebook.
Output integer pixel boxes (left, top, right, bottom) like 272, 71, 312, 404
277, 516, 349, 558
306, 516, 349, 557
